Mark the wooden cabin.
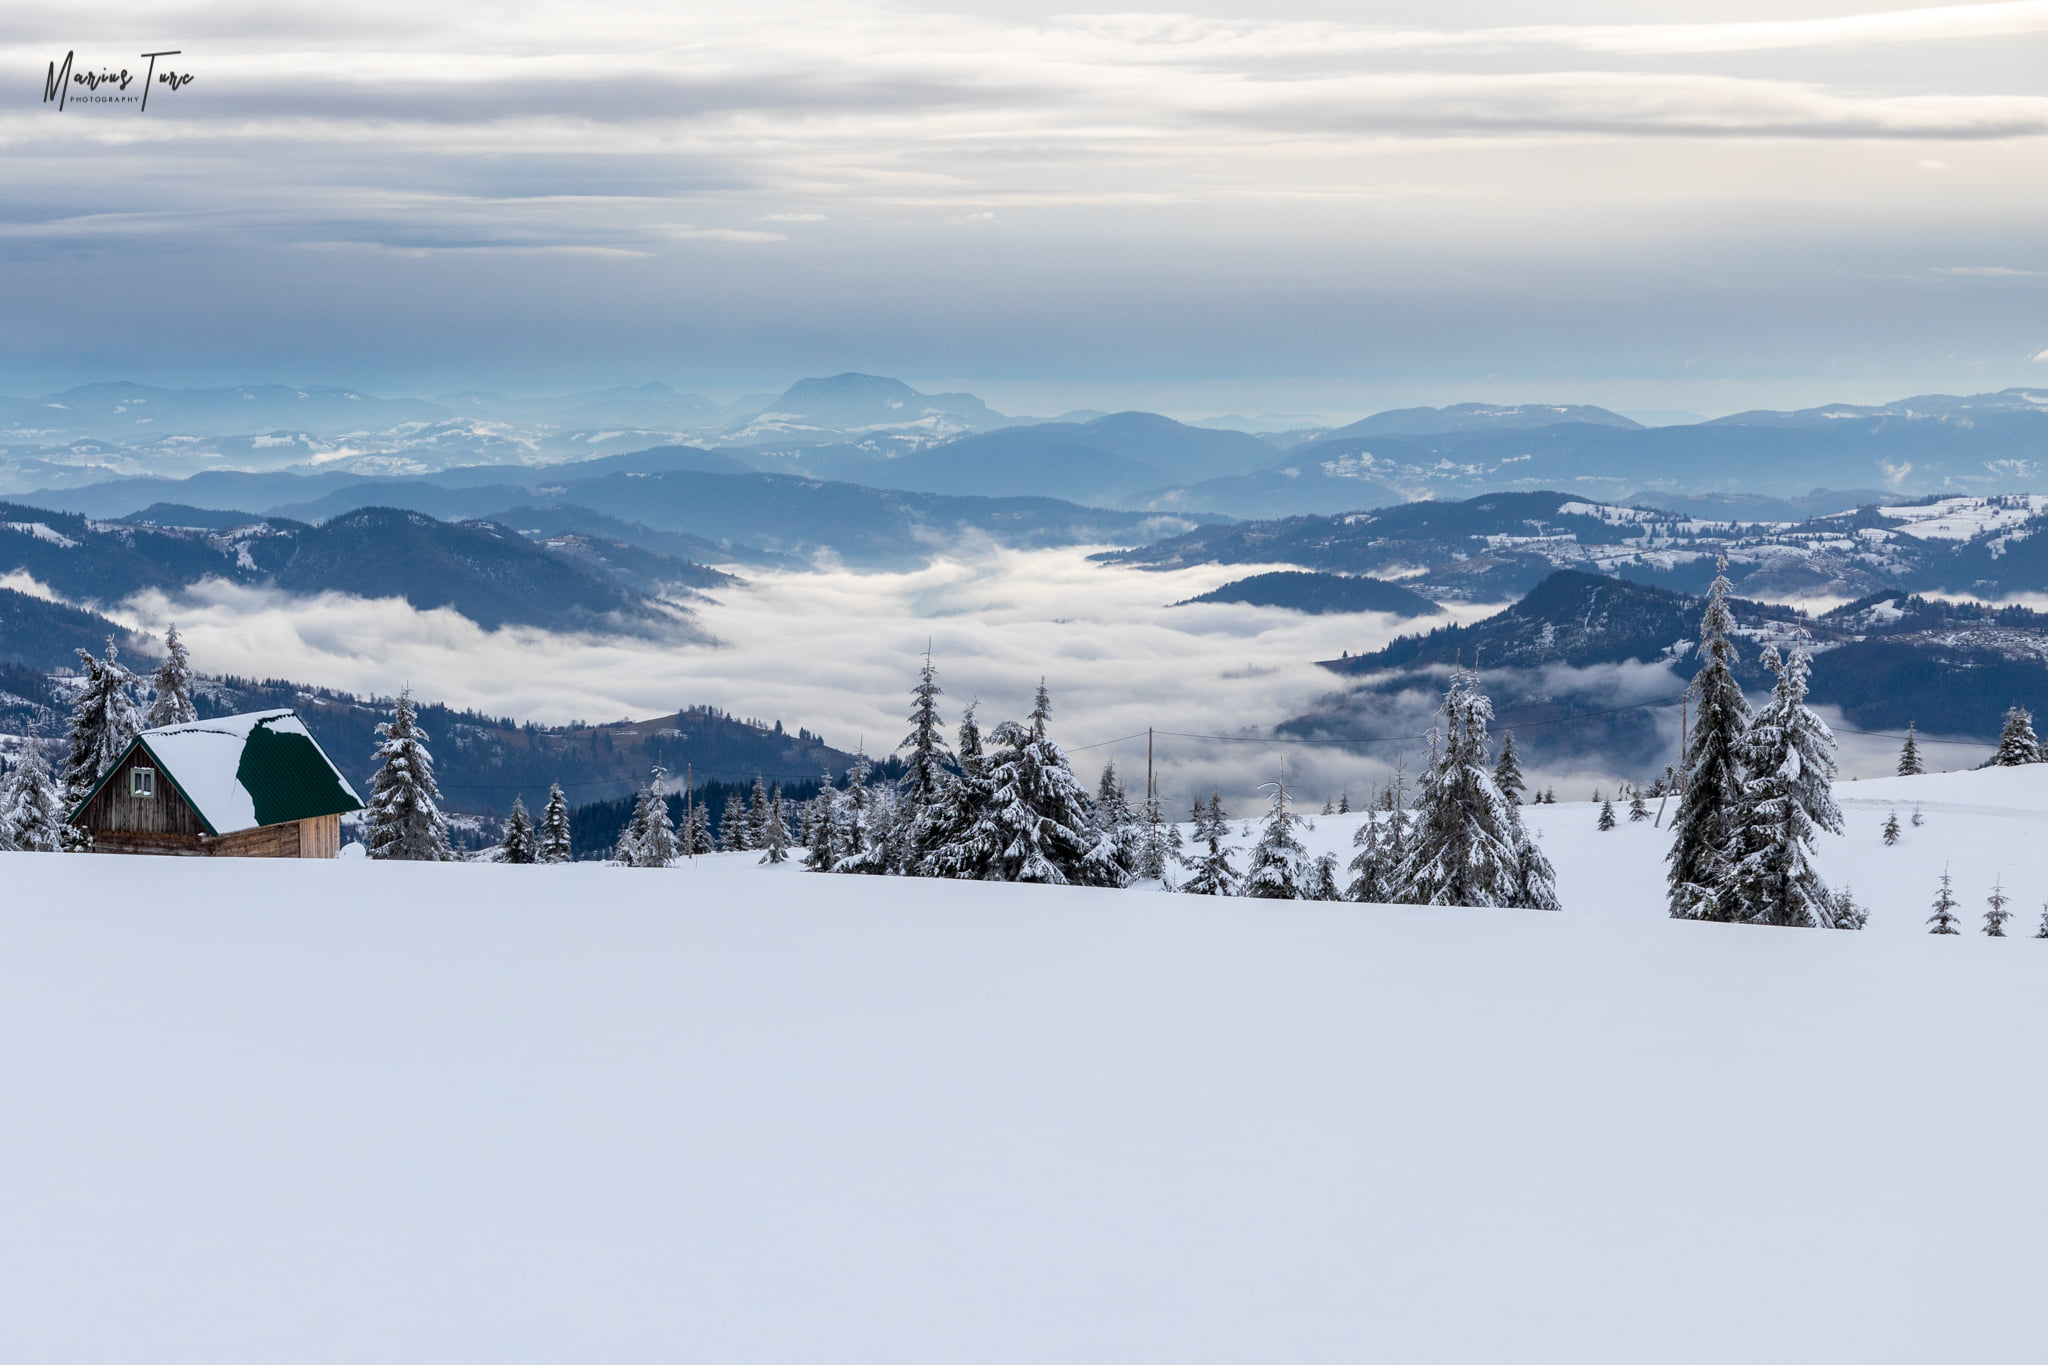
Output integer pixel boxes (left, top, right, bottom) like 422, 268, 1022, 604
71, 710, 363, 857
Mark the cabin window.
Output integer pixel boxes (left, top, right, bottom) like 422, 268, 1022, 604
131, 768, 157, 799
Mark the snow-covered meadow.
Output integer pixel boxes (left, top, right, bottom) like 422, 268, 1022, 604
4, 765, 2047, 1363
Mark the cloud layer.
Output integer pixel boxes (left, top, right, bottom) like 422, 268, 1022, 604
3, 1, 2046, 406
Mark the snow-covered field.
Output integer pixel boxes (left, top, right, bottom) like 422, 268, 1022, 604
5, 767, 2048, 1363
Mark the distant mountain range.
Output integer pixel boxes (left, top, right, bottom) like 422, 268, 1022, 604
11, 374, 2048, 516
1282, 570, 2048, 778
1100, 489, 2048, 604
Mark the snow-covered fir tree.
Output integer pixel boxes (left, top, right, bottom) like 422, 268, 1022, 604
1911, 805, 1925, 828
920, 704, 998, 879
746, 774, 773, 850
803, 774, 841, 872
1722, 646, 1842, 928
761, 784, 791, 865
1927, 869, 1962, 935
539, 783, 572, 862
1882, 810, 1901, 846
1090, 760, 1142, 885
363, 688, 452, 861
59, 640, 145, 849
1391, 669, 1526, 908
718, 791, 752, 851
1337, 790, 1351, 814
144, 625, 198, 729
1597, 798, 1616, 831
1346, 811, 1387, 902
833, 750, 893, 875
1993, 706, 2039, 766
1182, 791, 1240, 896
1823, 884, 1868, 931
631, 770, 678, 867
0, 739, 65, 852
1243, 777, 1311, 899
975, 696, 1118, 885
897, 650, 954, 866
1667, 559, 1753, 920
1492, 730, 1526, 806
499, 796, 538, 864
1985, 878, 2012, 937
2037, 905, 2048, 940
1897, 722, 1923, 776
614, 794, 647, 864
1308, 853, 1343, 901
1628, 789, 1649, 822
682, 792, 713, 855
1137, 788, 1183, 881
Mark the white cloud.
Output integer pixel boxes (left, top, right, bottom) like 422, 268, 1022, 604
107, 548, 1503, 807
762, 212, 827, 222
2033, 347, 2048, 362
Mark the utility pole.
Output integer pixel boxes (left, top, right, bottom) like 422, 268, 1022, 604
1147, 727, 1154, 805
685, 762, 693, 860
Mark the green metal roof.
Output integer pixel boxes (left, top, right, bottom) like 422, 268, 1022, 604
236, 721, 363, 827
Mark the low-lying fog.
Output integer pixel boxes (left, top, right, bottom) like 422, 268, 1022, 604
110, 547, 1984, 809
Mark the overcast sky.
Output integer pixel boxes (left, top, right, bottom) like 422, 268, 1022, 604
5, 0, 2047, 417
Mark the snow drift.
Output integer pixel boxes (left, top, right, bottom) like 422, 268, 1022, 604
3, 765, 2047, 1362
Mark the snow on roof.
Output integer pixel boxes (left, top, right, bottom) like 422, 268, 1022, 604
122, 710, 362, 835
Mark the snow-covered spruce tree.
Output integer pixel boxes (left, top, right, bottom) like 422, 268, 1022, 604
1882, 810, 1902, 846
1337, 790, 1351, 814
1722, 646, 1842, 928
500, 796, 538, 864
1898, 722, 1924, 777
897, 649, 953, 866
1091, 760, 1142, 885
760, 784, 791, 865
364, 688, 452, 861
1985, 878, 2012, 937
803, 774, 841, 872
1346, 811, 1387, 902
1243, 778, 1311, 899
59, 640, 145, 849
1827, 884, 1868, 931
1993, 706, 2039, 766
920, 704, 999, 879
1493, 730, 1526, 805
1628, 789, 1649, 822
1927, 869, 1962, 935
1309, 853, 1343, 901
1, 740, 65, 853
1182, 791, 1240, 896
834, 749, 893, 875
976, 701, 1117, 886
1597, 798, 1616, 831
746, 774, 773, 850
613, 793, 646, 864
718, 791, 751, 852
539, 783, 572, 863
2037, 904, 2048, 940
1911, 805, 1925, 828
1666, 559, 1753, 920
1390, 670, 1524, 908
683, 790, 714, 855
144, 624, 198, 729
1137, 788, 1183, 880
633, 771, 678, 867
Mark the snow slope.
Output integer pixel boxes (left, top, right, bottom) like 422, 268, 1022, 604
5, 770, 2048, 1363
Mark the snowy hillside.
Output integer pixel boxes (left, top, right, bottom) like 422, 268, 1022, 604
5, 764, 2048, 1362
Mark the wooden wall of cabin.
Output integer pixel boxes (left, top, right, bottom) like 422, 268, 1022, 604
85, 749, 207, 839
299, 814, 342, 859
